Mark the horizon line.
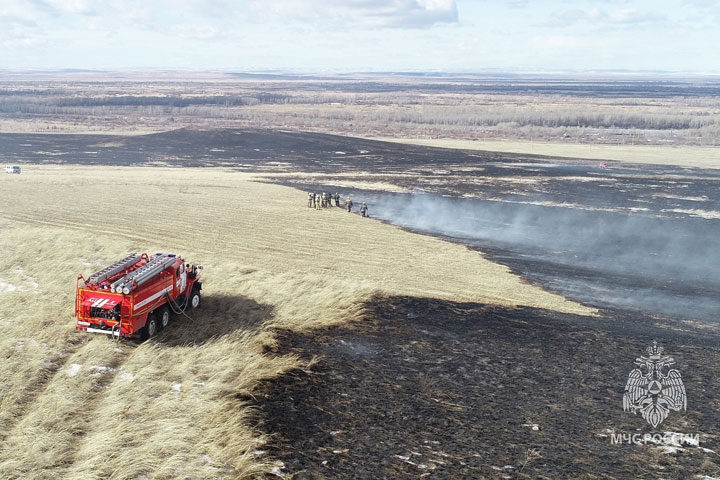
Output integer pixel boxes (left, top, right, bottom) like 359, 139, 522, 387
1, 68, 719, 78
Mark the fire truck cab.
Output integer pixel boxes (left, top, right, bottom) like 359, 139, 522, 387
75, 253, 203, 339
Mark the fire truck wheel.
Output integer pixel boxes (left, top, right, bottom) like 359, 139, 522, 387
159, 306, 171, 329
145, 314, 159, 339
190, 289, 201, 309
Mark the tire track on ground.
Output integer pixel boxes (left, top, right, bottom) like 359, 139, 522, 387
0, 336, 90, 447
0, 339, 131, 478
0, 213, 213, 254
0, 335, 87, 446
56, 343, 135, 476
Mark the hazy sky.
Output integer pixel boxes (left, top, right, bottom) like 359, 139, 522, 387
1, 0, 718, 73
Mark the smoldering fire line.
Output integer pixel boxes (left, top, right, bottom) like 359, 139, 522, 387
335, 189, 720, 322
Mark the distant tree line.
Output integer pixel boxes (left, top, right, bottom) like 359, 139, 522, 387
0, 93, 293, 111
1, 84, 718, 144
1, 94, 717, 131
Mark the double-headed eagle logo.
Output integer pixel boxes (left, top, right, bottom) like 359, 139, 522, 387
623, 341, 687, 428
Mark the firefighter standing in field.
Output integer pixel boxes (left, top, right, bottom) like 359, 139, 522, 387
360, 202, 368, 217
334, 193, 340, 206
315, 193, 322, 210
308, 192, 314, 208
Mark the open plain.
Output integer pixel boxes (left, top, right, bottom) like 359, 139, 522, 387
1, 126, 719, 478
2, 0, 720, 474
0, 162, 587, 480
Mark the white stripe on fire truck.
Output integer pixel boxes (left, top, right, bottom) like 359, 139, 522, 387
90, 298, 112, 308
86, 327, 114, 335
133, 286, 173, 311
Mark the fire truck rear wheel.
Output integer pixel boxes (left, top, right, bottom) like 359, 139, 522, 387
190, 289, 201, 309
145, 315, 159, 339
159, 306, 171, 329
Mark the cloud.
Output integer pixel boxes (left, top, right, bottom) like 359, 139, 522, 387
603, 8, 665, 24
682, 0, 720, 7
246, 0, 459, 29
532, 33, 584, 49
0, 3, 49, 47
0, 0, 459, 48
171, 24, 222, 41
0, 0, 715, 72
47, 0, 104, 15
0, 18, 44, 48
503, 0, 530, 7
367, 0, 459, 28
23, 0, 106, 16
0, 13, 38, 27
541, 6, 666, 28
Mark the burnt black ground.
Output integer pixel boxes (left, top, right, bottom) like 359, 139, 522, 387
4, 128, 718, 212
0, 128, 548, 169
257, 298, 720, 480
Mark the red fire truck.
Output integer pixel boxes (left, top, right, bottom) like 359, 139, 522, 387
75, 253, 202, 339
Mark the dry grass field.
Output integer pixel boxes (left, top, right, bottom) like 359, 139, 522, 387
366, 137, 720, 170
0, 166, 590, 479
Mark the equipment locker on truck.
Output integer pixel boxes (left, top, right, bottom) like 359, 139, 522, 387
75, 252, 203, 339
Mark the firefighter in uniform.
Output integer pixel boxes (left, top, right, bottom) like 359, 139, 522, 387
308, 192, 314, 208
334, 193, 340, 206
360, 202, 368, 217
315, 193, 322, 210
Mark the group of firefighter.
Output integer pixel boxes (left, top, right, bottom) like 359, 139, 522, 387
307, 191, 368, 217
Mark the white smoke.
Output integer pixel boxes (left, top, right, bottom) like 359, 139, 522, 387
358, 190, 720, 321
